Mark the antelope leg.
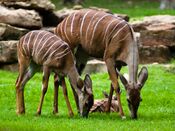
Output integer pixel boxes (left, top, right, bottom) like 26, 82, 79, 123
62, 78, 74, 117
37, 66, 50, 115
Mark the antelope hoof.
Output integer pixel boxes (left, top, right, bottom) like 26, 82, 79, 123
69, 112, 74, 117
16, 109, 25, 115
105, 105, 111, 113
53, 110, 58, 115
121, 116, 126, 120
36, 111, 41, 116
16, 111, 25, 115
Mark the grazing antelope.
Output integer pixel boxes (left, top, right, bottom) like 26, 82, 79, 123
55, 9, 148, 119
15, 30, 94, 117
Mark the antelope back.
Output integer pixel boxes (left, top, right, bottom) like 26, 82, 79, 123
55, 9, 132, 58
19, 30, 72, 69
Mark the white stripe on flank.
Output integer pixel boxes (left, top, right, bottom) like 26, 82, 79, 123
48, 45, 69, 59
105, 20, 125, 47
36, 35, 55, 58
70, 12, 76, 37
80, 10, 91, 40
22, 34, 28, 56
42, 40, 62, 60
112, 24, 128, 39
54, 48, 70, 59
35, 32, 50, 56
102, 19, 116, 44
117, 32, 130, 43
32, 31, 44, 56
60, 22, 64, 38
45, 47, 70, 64
55, 49, 70, 59
107, 20, 124, 38
26, 31, 34, 55
90, 14, 111, 46
85, 11, 100, 43
64, 15, 72, 43
55, 47, 70, 57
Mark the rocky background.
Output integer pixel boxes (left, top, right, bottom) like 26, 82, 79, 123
0, 0, 175, 72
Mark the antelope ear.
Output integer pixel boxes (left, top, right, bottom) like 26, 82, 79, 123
84, 74, 93, 94
116, 68, 128, 90
138, 66, 148, 90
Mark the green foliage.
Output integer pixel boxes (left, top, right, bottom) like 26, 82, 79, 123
51, 0, 175, 19
0, 64, 175, 130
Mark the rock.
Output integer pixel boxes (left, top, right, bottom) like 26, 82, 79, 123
0, 40, 18, 63
140, 28, 175, 47
73, 5, 83, 10
1, 0, 55, 12
139, 45, 171, 64
0, 63, 18, 72
40, 11, 62, 27
132, 15, 175, 49
0, 23, 29, 40
83, 59, 107, 74
132, 15, 175, 32
0, 6, 42, 29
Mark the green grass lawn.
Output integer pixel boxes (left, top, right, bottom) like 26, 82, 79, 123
51, 0, 175, 19
0, 64, 175, 130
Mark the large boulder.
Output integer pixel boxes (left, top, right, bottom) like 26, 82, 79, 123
0, 63, 18, 72
132, 15, 175, 47
0, 23, 29, 40
132, 15, 175, 32
139, 45, 171, 64
1, 0, 55, 12
0, 6, 42, 29
83, 59, 107, 74
132, 15, 175, 63
140, 28, 175, 47
0, 40, 18, 63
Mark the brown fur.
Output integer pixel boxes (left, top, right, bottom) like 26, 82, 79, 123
15, 30, 93, 117
55, 9, 148, 119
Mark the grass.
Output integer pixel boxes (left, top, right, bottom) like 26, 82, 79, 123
0, 0, 175, 130
51, 0, 175, 20
0, 64, 175, 130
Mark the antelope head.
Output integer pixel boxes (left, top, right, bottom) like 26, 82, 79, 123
77, 74, 94, 117
116, 67, 148, 119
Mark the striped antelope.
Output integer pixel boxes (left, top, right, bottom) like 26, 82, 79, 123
55, 9, 148, 119
15, 30, 94, 117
